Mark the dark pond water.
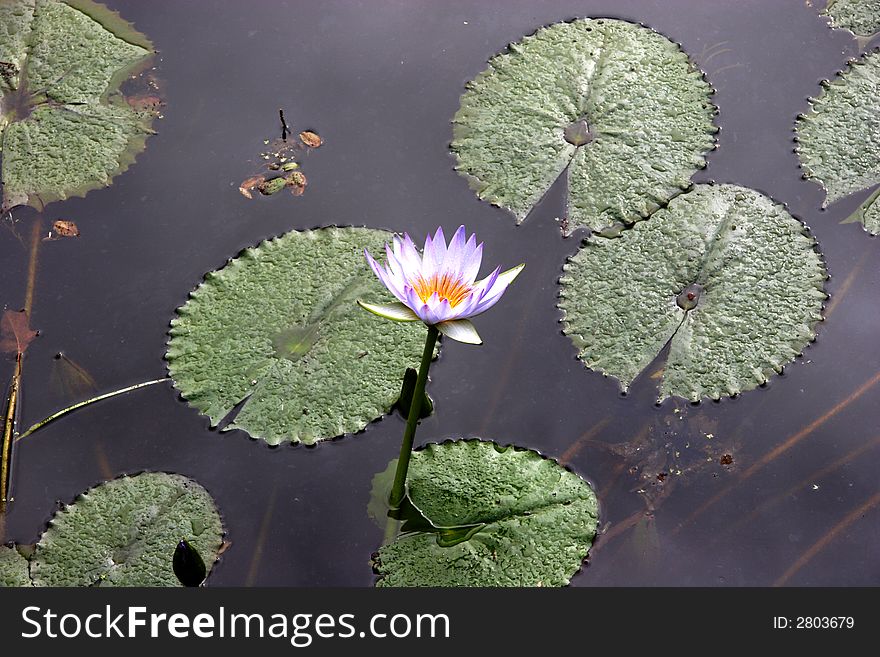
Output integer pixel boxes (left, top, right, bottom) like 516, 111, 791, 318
2, 0, 879, 586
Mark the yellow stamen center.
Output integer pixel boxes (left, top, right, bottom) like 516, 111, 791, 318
411, 272, 472, 308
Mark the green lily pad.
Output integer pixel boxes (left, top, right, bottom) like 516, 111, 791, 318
796, 50, 880, 233
372, 440, 599, 587
30, 472, 224, 587
451, 18, 717, 234
558, 184, 827, 401
822, 0, 880, 38
0, 0, 155, 211
166, 226, 430, 445
0, 545, 32, 587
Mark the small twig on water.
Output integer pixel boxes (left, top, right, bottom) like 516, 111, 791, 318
16, 378, 169, 441
279, 108, 290, 141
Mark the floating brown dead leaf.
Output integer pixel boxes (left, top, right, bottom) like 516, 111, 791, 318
299, 131, 322, 148
0, 310, 37, 355
43, 220, 79, 241
239, 175, 266, 199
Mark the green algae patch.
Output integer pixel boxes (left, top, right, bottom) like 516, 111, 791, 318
451, 18, 717, 234
0, 0, 155, 211
166, 227, 430, 446
559, 184, 827, 402
796, 50, 880, 234
0, 545, 32, 587
373, 440, 598, 587
29, 472, 224, 587
822, 0, 880, 38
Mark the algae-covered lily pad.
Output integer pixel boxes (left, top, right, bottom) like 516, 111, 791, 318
796, 49, 880, 234
373, 440, 599, 587
451, 18, 717, 234
0, 0, 155, 211
559, 184, 827, 401
822, 0, 880, 38
166, 226, 429, 445
29, 472, 223, 587
0, 545, 32, 587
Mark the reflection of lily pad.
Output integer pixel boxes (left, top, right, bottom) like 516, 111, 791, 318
451, 18, 717, 234
822, 0, 880, 38
373, 440, 599, 587
167, 227, 429, 445
0, 0, 155, 210
30, 472, 223, 587
0, 545, 32, 587
796, 50, 880, 233
559, 184, 827, 401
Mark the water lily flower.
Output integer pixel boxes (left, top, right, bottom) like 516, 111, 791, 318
358, 225, 524, 345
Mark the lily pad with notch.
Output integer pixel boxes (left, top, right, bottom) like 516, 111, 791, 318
558, 184, 827, 401
0, 0, 156, 211
29, 472, 224, 587
796, 49, 880, 234
372, 440, 599, 587
451, 18, 717, 234
166, 227, 431, 445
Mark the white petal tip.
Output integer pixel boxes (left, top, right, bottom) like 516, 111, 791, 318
505, 263, 525, 282
437, 319, 482, 345
357, 300, 420, 322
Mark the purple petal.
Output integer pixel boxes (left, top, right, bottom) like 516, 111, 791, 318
472, 264, 524, 313
441, 225, 468, 277
422, 232, 437, 274
399, 233, 424, 278
423, 293, 455, 324
405, 286, 431, 323
473, 265, 501, 300
385, 243, 404, 278
431, 226, 447, 266
452, 290, 482, 319
459, 237, 483, 284
365, 249, 408, 303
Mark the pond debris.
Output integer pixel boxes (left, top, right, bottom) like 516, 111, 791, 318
279, 108, 291, 141
257, 177, 287, 196
299, 130, 323, 148
0, 309, 37, 355
239, 118, 319, 200
238, 175, 265, 199
287, 171, 307, 196
43, 220, 79, 241
0, 308, 34, 513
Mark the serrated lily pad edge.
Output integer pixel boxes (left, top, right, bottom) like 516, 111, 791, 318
556, 183, 828, 402
449, 17, 719, 230
373, 437, 602, 587
794, 47, 880, 222
164, 223, 441, 447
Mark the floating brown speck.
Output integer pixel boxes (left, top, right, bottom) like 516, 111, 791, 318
720, 454, 733, 466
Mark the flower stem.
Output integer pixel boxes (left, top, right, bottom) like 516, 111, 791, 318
389, 325, 438, 508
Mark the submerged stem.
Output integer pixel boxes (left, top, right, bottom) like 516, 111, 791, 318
15, 378, 168, 441
1, 355, 22, 513
389, 325, 438, 508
